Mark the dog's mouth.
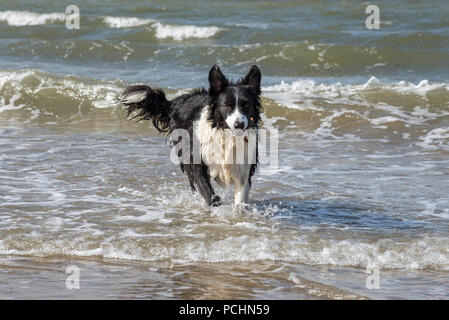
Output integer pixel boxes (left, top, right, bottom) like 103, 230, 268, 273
219, 122, 255, 136
220, 122, 248, 134
217, 123, 253, 143
231, 128, 244, 136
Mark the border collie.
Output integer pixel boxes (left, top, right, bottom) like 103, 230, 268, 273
119, 65, 262, 207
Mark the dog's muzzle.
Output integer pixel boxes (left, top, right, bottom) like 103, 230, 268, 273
233, 120, 245, 130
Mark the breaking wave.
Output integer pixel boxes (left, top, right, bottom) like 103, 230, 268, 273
0, 11, 222, 40
0, 10, 66, 26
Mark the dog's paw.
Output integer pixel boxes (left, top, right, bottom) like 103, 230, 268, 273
234, 202, 250, 214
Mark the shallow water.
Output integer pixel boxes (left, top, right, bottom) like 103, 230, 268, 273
1, 0, 449, 299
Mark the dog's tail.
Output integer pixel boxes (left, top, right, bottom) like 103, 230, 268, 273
119, 85, 172, 133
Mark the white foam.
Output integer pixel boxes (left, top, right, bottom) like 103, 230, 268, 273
103, 16, 154, 28
417, 128, 449, 150
0, 93, 25, 114
92, 91, 121, 109
234, 222, 271, 231
45, 217, 66, 232
1, 235, 448, 271
370, 116, 402, 126
102, 16, 223, 40
263, 79, 361, 105
0, 10, 66, 26
226, 22, 269, 30
153, 22, 222, 40
102, 15, 223, 40
115, 209, 166, 222
262, 77, 449, 138
0, 70, 122, 115
0, 70, 37, 90
262, 77, 449, 105
0, 11, 222, 41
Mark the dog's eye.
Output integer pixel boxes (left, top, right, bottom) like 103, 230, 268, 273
224, 104, 232, 109
241, 102, 249, 109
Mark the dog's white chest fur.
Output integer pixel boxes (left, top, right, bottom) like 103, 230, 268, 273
194, 107, 256, 197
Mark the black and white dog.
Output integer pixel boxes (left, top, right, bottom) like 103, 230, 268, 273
119, 65, 262, 207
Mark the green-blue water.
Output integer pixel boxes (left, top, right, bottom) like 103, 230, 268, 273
0, 0, 449, 299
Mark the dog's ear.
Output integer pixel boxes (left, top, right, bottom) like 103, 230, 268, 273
208, 64, 227, 94
241, 65, 261, 94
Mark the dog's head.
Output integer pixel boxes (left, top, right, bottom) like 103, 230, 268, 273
207, 64, 262, 134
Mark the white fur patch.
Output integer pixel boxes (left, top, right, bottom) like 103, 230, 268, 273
194, 106, 256, 197
225, 94, 248, 131
225, 108, 248, 131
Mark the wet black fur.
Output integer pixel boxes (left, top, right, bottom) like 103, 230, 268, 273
119, 65, 262, 206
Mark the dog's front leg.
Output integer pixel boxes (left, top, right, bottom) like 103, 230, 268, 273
234, 181, 250, 206
192, 164, 220, 206
182, 163, 196, 192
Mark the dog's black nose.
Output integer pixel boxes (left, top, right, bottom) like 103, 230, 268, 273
234, 121, 244, 129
